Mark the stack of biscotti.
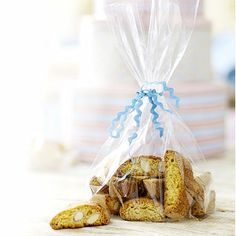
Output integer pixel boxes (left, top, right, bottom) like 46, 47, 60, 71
108, 155, 165, 221
50, 151, 215, 230
89, 151, 215, 222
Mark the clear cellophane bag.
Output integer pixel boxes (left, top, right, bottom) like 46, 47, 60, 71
88, 0, 215, 221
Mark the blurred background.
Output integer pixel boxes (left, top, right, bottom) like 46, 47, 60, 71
17, 0, 234, 172
0, 1, 233, 233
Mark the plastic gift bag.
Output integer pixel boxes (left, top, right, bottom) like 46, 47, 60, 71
88, 0, 215, 221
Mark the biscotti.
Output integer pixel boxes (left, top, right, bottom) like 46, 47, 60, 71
115, 155, 163, 177
91, 193, 121, 215
164, 150, 190, 219
119, 197, 165, 222
50, 202, 110, 230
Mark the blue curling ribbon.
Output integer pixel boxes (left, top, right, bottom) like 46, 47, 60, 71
128, 95, 143, 145
148, 93, 164, 138
109, 81, 180, 145
162, 81, 180, 108
109, 96, 137, 138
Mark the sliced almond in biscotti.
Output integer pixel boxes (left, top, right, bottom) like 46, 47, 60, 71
50, 202, 110, 230
73, 211, 84, 221
140, 159, 151, 172
87, 213, 100, 224
119, 197, 165, 222
115, 156, 163, 177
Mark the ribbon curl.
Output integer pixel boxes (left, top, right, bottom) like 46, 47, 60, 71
109, 81, 180, 144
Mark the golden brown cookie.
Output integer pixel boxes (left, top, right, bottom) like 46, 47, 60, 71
143, 178, 164, 202
89, 176, 109, 194
115, 156, 163, 177
109, 176, 148, 200
164, 150, 190, 219
50, 202, 110, 230
119, 197, 165, 222
91, 193, 121, 215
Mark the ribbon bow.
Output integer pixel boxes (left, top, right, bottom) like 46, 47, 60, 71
109, 81, 180, 145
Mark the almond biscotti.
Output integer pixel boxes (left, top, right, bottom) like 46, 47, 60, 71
119, 197, 165, 222
91, 193, 121, 215
50, 202, 110, 230
164, 150, 190, 219
115, 155, 163, 177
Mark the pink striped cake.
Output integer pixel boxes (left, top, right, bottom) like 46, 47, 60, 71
64, 82, 226, 162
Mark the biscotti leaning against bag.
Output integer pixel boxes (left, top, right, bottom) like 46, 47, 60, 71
88, 0, 215, 222
49, 0, 215, 230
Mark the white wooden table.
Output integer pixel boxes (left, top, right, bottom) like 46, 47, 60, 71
18, 150, 235, 236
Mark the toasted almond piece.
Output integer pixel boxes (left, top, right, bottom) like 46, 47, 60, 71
140, 160, 150, 173
73, 211, 84, 221
87, 213, 100, 224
